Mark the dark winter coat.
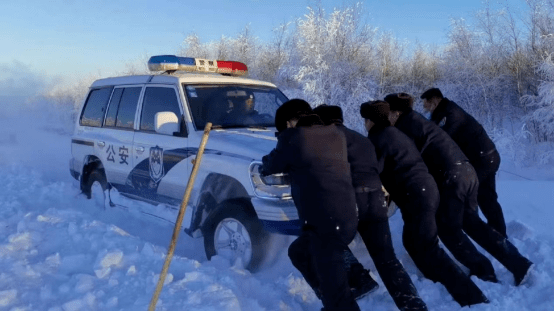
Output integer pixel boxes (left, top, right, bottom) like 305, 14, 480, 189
430, 98, 497, 163
336, 124, 382, 191
261, 121, 358, 242
394, 109, 469, 181
368, 124, 432, 205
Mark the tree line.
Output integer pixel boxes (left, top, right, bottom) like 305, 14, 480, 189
45, 0, 554, 166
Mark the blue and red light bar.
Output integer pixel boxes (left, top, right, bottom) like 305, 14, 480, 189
147, 55, 248, 77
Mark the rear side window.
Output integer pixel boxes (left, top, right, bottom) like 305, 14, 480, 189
80, 87, 113, 127
140, 87, 181, 132
104, 88, 124, 127
115, 87, 142, 129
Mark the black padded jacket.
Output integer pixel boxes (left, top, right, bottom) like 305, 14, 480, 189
394, 109, 469, 180
261, 121, 358, 242
431, 98, 496, 162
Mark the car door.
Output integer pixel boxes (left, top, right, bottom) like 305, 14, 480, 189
128, 84, 191, 205
95, 86, 141, 189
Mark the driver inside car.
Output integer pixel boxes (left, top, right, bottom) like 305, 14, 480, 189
225, 93, 260, 125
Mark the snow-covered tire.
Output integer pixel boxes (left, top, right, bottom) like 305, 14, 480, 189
202, 202, 270, 272
83, 170, 108, 209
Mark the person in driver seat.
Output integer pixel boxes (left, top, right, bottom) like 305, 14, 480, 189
225, 93, 259, 125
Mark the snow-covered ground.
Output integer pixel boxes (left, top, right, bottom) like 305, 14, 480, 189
1, 109, 553, 311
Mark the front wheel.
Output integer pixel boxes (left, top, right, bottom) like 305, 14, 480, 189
202, 202, 269, 272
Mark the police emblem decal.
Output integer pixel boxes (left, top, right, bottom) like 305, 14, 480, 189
149, 146, 165, 183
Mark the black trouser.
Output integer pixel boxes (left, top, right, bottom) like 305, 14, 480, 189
473, 149, 507, 237
288, 227, 360, 311
356, 189, 398, 265
395, 176, 486, 307
435, 163, 496, 278
436, 162, 530, 279
357, 189, 427, 311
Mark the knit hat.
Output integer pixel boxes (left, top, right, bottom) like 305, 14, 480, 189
313, 104, 343, 125
420, 88, 443, 100
275, 99, 313, 132
384, 93, 414, 112
360, 100, 391, 126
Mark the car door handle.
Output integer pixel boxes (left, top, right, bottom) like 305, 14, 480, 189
136, 146, 145, 153
97, 141, 105, 147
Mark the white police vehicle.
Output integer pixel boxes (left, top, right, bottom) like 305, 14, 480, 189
70, 55, 298, 271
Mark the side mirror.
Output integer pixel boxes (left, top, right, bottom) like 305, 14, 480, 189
155, 112, 179, 135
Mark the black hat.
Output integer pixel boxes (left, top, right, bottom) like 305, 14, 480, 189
384, 93, 414, 112
420, 88, 443, 100
275, 99, 313, 132
313, 104, 343, 125
360, 100, 391, 126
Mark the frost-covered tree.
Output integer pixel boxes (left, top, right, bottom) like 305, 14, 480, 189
256, 23, 294, 84
292, 3, 376, 102
180, 33, 211, 59
523, 54, 554, 142
373, 32, 407, 96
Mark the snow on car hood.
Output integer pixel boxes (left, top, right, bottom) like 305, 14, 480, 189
204, 128, 278, 161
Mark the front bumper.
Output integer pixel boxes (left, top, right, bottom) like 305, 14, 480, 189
251, 197, 301, 236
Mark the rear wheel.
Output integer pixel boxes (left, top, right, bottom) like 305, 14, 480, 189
83, 170, 108, 209
202, 202, 270, 272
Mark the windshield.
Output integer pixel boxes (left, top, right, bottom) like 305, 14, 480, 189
183, 84, 288, 130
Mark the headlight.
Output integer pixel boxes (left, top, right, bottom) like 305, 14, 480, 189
249, 162, 292, 200
259, 172, 290, 186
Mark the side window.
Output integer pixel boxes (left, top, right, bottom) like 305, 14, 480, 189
80, 87, 113, 127
103, 88, 123, 127
115, 87, 142, 129
140, 87, 181, 132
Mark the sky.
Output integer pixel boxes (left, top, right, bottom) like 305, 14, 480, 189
0, 102, 553, 310
0, 0, 527, 90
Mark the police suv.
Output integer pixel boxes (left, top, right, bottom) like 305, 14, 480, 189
69, 55, 299, 271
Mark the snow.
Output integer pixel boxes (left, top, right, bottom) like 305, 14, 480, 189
1, 108, 554, 311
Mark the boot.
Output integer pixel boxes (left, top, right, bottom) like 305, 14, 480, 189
498, 240, 534, 286
343, 250, 379, 300
513, 260, 534, 286
475, 234, 534, 286
348, 265, 379, 300
376, 259, 428, 311
469, 261, 498, 283
438, 258, 489, 307
473, 272, 499, 283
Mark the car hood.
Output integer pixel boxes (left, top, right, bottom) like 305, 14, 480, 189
204, 128, 279, 161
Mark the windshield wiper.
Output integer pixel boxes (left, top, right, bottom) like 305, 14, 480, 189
247, 126, 268, 130
210, 124, 269, 130
210, 124, 244, 130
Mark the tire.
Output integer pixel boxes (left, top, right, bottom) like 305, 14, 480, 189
202, 202, 270, 272
83, 170, 108, 209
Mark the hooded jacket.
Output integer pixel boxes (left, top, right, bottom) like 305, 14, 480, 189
431, 98, 496, 162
